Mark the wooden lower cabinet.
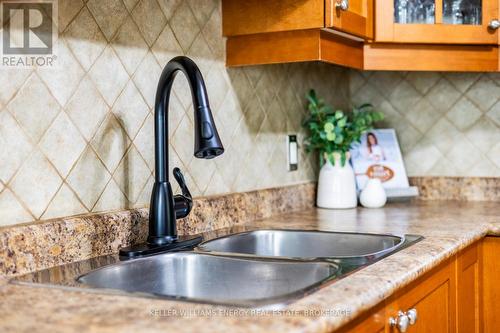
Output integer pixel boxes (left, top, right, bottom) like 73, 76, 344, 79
482, 237, 500, 333
386, 259, 456, 333
456, 243, 481, 333
336, 241, 484, 333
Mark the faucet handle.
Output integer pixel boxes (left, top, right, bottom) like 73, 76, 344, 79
173, 167, 192, 199
173, 167, 192, 219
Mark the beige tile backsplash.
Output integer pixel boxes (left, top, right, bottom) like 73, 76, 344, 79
350, 71, 500, 177
0, 0, 347, 226
1, 0, 498, 228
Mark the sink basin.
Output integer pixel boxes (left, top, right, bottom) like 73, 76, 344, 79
77, 252, 339, 306
198, 230, 405, 261
14, 231, 420, 307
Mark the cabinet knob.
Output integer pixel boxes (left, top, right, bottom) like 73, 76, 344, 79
389, 311, 410, 332
488, 19, 500, 30
335, 0, 349, 11
407, 308, 418, 325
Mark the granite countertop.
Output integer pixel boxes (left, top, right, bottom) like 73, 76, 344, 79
0, 201, 499, 333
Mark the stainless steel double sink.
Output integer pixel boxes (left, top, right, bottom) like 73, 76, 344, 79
14, 229, 422, 307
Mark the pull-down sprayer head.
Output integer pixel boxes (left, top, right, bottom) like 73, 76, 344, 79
193, 104, 224, 159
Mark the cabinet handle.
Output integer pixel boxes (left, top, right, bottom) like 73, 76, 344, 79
488, 19, 500, 30
335, 0, 349, 11
389, 311, 410, 332
407, 308, 418, 325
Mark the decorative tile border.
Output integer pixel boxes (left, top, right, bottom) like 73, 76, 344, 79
0, 182, 315, 277
410, 176, 500, 202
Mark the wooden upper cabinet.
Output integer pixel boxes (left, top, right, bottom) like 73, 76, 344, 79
222, 0, 367, 68
222, 0, 324, 36
375, 0, 499, 44
222, 0, 373, 39
222, 0, 500, 70
325, 0, 374, 39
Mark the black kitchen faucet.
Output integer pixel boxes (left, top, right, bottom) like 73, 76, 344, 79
120, 56, 224, 258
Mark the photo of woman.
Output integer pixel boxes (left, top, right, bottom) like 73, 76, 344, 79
366, 132, 386, 162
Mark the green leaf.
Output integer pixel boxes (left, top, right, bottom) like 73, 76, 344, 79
327, 153, 336, 166
306, 90, 318, 107
357, 103, 373, 111
324, 122, 334, 132
334, 110, 344, 119
320, 105, 333, 114
340, 152, 347, 167
337, 117, 347, 127
372, 111, 385, 121
334, 134, 344, 144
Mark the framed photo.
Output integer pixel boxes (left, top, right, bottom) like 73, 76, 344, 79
350, 129, 410, 190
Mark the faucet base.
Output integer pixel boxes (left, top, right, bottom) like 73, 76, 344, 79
119, 235, 202, 259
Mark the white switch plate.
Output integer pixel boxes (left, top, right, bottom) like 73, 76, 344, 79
287, 134, 298, 171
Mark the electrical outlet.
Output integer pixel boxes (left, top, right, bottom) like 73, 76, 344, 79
287, 134, 298, 171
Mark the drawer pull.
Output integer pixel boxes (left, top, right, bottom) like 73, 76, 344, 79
389, 311, 410, 332
407, 308, 418, 325
489, 19, 500, 30
335, 0, 349, 11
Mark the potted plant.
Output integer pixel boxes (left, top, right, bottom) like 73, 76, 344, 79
303, 90, 384, 209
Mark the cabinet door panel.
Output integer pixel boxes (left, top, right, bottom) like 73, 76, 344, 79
483, 237, 500, 333
386, 260, 456, 333
456, 243, 480, 333
408, 282, 450, 332
326, 0, 373, 39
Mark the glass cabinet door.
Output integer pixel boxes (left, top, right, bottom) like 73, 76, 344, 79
395, 0, 483, 25
376, 0, 497, 44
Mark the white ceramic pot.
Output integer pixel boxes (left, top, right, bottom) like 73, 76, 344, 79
316, 154, 357, 209
360, 178, 387, 208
